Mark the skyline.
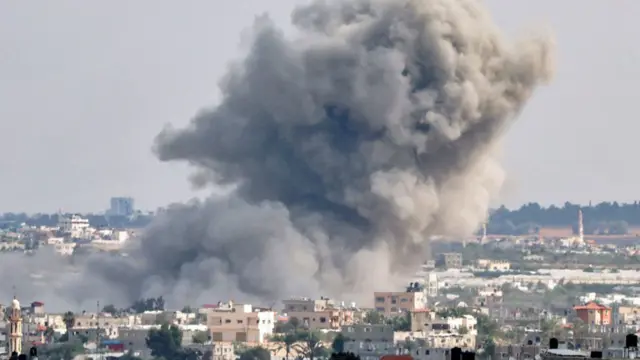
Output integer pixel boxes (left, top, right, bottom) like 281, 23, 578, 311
2, 0, 639, 213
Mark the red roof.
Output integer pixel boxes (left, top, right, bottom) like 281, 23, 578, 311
574, 301, 611, 311
201, 304, 219, 309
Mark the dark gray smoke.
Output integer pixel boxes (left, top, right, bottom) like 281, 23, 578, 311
1, 0, 554, 309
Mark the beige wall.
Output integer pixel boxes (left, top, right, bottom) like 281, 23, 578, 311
374, 292, 426, 317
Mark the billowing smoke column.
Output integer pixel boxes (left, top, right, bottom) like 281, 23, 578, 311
1, 0, 554, 309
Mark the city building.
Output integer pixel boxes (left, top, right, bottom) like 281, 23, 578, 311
205, 301, 274, 344
282, 297, 355, 330
58, 214, 90, 236
342, 324, 396, 360
574, 301, 612, 326
7, 297, 23, 355
436, 253, 462, 269
374, 290, 427, 317
109, 197, 135, 217
476, 259, 511, 271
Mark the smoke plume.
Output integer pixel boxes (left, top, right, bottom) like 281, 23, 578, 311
2, 0, 554, 310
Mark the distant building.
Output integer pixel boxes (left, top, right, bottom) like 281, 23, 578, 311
282, 297, 355, 330
436, 253, 462, 269
342, 324, 395, 360
374, 290, 427, 317
476, 259, 511, 271
58, 215, 90, 236
574, 301, 612, 326
109, 197, 135, 217
205, 301, 274, 344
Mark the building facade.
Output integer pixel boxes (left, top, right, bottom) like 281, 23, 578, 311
342, 324, 396, 360
282, 297, 355, 330
7, 297, 23, 355
574, 302, 612, 326
374, 291, 427, 317
109, 197, 135, 217
206, 301, 274, 344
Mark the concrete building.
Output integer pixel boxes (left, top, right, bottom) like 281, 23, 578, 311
407, 311, 477, 349
342, 324, 395, 360
7, 297, 22, 355
476, 259, 511, 271
437, 253, 462, 269
58, 215, 90, 236
374, 291, 427, 317
282, 297, 355, 330
210, 342, 235, 360
109, 197, 135, 217
574, 302, 612, 326
206, 301, 274, 344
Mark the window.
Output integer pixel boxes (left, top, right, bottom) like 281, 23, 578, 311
425, 350, 430, 355
375, 297, 385, 303
320, 317, 327, 323
401, 298, 408, 303
225, 319, 231, 323
391, 307, 398, 312
364, 327, 372, 332
237, 320, 243, 324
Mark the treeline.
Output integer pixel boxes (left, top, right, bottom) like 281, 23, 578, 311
0, 212, 152, 229
487, 201, 640, 235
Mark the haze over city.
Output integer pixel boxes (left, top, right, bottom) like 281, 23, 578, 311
1, 2, 640, 360
1, 0, 639, 214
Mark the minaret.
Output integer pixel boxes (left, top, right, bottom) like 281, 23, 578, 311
8, 296, 23, 355
578, 208, 584, 244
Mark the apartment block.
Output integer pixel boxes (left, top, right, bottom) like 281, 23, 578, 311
342, 324, 395, 360
282, 297, 355, 330
373, 291, 427, 317
205, 301, 274, 344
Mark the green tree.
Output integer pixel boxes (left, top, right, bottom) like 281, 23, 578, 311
363, 311, 384, 325
239, 347, 271, 360
271, 332, 298, 360
293, 331, 325, 360
62, 311, 75, 340
192, 330, 209, 344
387, 313, 411, 331
182, 306, 194, 313
331, 333, 346, 353
146, 323, 183, 359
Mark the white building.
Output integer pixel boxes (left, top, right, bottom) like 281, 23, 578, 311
58, 215, 90, 236
342, 324, 396, 360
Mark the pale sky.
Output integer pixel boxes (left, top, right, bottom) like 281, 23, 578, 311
1, 1, 638, 213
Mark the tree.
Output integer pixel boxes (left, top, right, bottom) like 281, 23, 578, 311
192, 330, 209, 344
182, 306, 194, 313
63, 311, 75, 337
293, 331, 325, 360
331, 333, 346, 353
239, 347, 270, 360
271, 332, 298, 360
363, 311, 384, 325
387, 313, 411, 331
146, 323, 183, 359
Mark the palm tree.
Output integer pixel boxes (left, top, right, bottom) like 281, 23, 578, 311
63, 311, 75, 335
293, 331, 324, 360
271, 332, 299, 360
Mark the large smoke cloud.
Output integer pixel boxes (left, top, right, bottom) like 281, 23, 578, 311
2, 0, 554, 310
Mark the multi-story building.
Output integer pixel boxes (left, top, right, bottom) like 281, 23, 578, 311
408, 311, 477, 349
374, 290, 427, 317
574, 301, 612, 326
342, 324, 396, 360
437, 253, 462, 269
282, 297, 355, 330
109, 197, 135, 217
206, 301, 274, 344
58, 214, 90, 236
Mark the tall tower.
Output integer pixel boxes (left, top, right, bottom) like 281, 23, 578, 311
8, 296, 23, 355
578, 208, 584, 243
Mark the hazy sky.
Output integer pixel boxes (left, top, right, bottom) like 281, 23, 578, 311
1, 1, 638, 213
